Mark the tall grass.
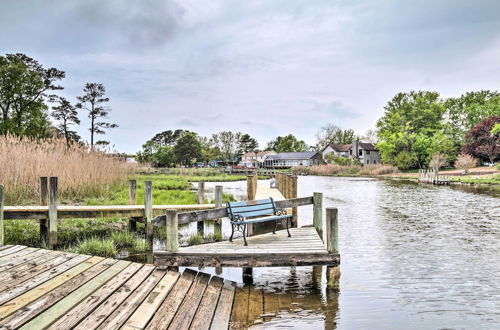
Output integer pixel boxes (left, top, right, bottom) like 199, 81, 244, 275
291, 164, 399, 176
0, 135, 136, 204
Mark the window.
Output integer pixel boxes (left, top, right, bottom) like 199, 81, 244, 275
359, 149, 363, 156
366, 160, 369, 164
366, 150, 370, 155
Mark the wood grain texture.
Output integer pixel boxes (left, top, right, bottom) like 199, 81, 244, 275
210, 280, 236, 330
190, 276, 224, 330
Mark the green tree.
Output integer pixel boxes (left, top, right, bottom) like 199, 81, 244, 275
174, 132, 201, 166
267, 134, 307, 152
444, 90, 500, 146
376, 91, 445, 169
239, 134, 259, 154
150, 129, 186, 146
0, 53, 65, 137
198, 136, 222, 163
211, 131, 242, 164
76, 83, 117, 147
50, 96, 80, 146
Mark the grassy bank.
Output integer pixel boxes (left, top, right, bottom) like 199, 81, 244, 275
3, 168, 238, 257
291, 164, 399, 177
451, 174, 500, 185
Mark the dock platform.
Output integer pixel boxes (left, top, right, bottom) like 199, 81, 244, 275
0, 245, 236, 329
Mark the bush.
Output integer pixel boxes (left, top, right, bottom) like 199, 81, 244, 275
111, 231, 135, 248
71, 237, 117, 257
132, 238, 151, 252
454, 153, 477, 174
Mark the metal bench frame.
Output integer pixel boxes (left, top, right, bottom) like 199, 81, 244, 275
226, 197, 291, 246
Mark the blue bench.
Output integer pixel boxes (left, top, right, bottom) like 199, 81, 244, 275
226, 198, 292, 246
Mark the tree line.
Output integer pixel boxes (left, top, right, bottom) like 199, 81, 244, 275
0, 53, 118, 147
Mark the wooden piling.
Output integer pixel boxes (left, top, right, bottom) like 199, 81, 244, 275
326, 207, 338, 254
0, 184, 4, 246
214, 185, 223, 233
128, 180, 137, 232
313, 192, 323, 239
246, 175, 256, 201
166, 209, 179, 252
39, 177, 48, 243
326, 265, 340, 290
144, 181, 153, 240
48, 177, 58, 247
197, 182, 205, 235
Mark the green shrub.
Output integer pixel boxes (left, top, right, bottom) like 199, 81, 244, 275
111, 231, 135, 248
132, 238, 151, 252
71, 238, 117, 257
187, 233, 204, 246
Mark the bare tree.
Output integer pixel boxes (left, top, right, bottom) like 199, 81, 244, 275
429, 153, 447, 174
76, 83, 117, 147
454, 153, 476, 174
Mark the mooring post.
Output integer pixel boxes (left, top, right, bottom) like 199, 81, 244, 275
326, 207, 338, 254
166, 209, 179, 252
246, 175, 256, 200
291, 175, 298, 228
214, 185, 223, 234
144, 181, 153, 240
128, 179, 137, 232
326, 265, 341, 291
0, 184, 4, 246
48, 177, 58, 248
313, 192, 323, 240
197, 182, 205, 235
39, 177, 48, 243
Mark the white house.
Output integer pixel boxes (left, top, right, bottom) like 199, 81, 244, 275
240, 151, 276, 167
263, 152, 321, 168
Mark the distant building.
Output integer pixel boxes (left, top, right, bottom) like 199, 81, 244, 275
322, 141, 380, 165
263, 152, 321, 168
240, 151, 276, 167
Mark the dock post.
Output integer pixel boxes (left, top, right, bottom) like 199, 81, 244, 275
214, 185, 223, 234
48, 177, 58, 248
291, 175, 298, 228
246, 175, 257, 236
313, 192, 323, 239
197, 182, 205, 235
39, 177, 48, 243
0, 184, 4, 246
144, 181, 153, 240
128, 179, 137, 232
326, 207, 338, 254
166, 210, 179, 252
242, 267, 253, 285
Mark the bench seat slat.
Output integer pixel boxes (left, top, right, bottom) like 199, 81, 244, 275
229, 204, 274, 213
232, 214, 291, 224
229, 208, 276, 218
227, 199, 274, 207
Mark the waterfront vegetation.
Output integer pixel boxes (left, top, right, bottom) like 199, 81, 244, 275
291, 164, 399, 177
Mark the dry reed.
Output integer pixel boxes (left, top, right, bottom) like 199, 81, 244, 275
0, 134, 136, 204
291, 164, 399, 176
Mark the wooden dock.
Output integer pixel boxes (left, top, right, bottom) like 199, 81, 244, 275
0, 245, 236, 329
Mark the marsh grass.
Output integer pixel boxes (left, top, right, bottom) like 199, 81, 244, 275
187, 233, 204, 246
292, 164, 399, 177
132, 238, 151, 252
69, 237, 117, 257
111, 231, 136, 248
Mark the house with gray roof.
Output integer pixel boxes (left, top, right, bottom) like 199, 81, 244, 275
322, 141, 380, 165
263, 151, 321, 168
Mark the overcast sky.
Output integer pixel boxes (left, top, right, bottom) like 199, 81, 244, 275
1, 0, 499, 153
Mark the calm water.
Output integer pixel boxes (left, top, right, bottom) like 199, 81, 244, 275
130, 177, 500, 329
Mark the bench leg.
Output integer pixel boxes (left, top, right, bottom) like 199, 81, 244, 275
229, 223, 235, 242
273, 220, 278, 234
286, 219, 291, 237
243, 224, 248, 246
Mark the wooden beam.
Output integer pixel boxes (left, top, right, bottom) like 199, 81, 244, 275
214, 185, 223, 233
313, 192, 323, 240
197, 182, 205, 204
144, 181, 153, 239
326, 207, 338, 254
48, 177, 58, 247
128, 180, 137, 232
166, 210, 178, 252
291, 175, 298, 228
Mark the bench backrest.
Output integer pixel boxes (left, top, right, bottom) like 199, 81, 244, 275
226, 198, 276, 219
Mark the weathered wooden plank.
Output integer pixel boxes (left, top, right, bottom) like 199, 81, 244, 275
166, 209, 179, 252
96, 269, 165, 330
313, 192, 323, 239
262, 291, 279, 320
0, 252, 76, 296
75, 264, 156, 330
122, 270, 179, 330
0, 247, 40, 267
0, 254, 89, 305
277, 291, 292, 311
0, 244, 12, 252
0, 184, 4, 246
210, 280, 236, 330
326, 207, 339, 254
0, 256, 106, 321
48, 177, 58, 247
145, 180, 153, 239
0, 245, 27, 258
167, 272, 210, 330
0, 257, 113, 329
155, 252, 339, 268
190, 276, 224, 330
0, 249, 56, 278
20, 260, 130, 330
144, 269, 197, 330
48, 262, 143, 330
230, 285, 249, 329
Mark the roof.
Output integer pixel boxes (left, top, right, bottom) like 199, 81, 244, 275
266, 152, 318, 160
358, 142, 377, 151
257, 151, 274, 156
325, 144, 352, 152
241, 152, 256, 157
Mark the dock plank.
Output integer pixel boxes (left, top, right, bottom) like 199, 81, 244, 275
190, 276, 224, 330
122, 270, 179, 330
0, 250, 61, 281
48, 262, 143, 330
247, 287, 264, 326
0, 245, 26, 258
230, 285, 250, 329
0, 258, 114, 329
20, 260, 130, 330
210, 280, 236, 330
75, 264, 156, 330
168, 272, 210, 330
0, 249, 46, 273
145, 269, 197, 330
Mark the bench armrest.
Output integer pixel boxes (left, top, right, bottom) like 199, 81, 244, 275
274, 208, 288, 216
229, 214, 245, 223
